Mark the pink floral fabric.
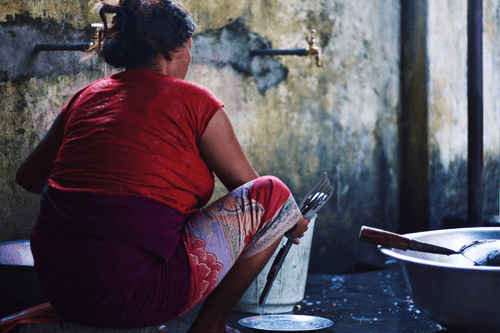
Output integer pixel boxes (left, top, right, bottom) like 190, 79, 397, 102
184, 234, 224, 309
182, 176, 303, 312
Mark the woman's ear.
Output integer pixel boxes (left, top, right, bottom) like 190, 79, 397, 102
162, 51, 173, 61
166, 47, 183, 60
167, 38, 192, 60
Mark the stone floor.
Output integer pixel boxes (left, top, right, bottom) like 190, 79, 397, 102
8, 262, 452, 333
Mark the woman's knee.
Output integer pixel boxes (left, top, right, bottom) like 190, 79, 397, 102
248, 176, 292, 213
254, 175, 290, 194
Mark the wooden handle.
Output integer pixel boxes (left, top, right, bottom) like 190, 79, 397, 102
359, 225, 458, 255
359, 226, 411, 251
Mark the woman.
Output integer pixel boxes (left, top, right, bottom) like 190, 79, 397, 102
15, 0, 309, 332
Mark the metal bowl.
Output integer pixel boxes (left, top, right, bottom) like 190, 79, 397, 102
0, 240, 48, 317
380, 227, 500, 333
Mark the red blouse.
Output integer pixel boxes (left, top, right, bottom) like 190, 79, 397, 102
48, 70, 224, 214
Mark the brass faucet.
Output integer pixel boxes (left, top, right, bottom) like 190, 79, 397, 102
304, 29, 321, 67
91, 23, 104, 47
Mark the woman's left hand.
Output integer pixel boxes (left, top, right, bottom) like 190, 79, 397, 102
289, 218, 311, 244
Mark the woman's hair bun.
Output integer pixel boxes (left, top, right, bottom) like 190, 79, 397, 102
89, 0, 196, 69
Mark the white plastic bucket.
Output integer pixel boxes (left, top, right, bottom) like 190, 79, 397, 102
233, 215, 316, 314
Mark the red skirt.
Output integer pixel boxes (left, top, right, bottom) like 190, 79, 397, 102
30, 186, 192, 328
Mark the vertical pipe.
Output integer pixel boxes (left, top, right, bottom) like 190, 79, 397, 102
467, 0, 483, 227
102, 59, 108, 78
399, 0, 430, 233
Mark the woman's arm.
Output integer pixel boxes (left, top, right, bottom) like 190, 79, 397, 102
16, 113, 65, 194
198, 107, 259, 192
199, 107, 310, 243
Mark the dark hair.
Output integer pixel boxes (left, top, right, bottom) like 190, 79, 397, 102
88, 0, 196, 69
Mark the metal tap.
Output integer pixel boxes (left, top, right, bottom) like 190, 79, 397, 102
305, 29, 322, 67
91, 23, 104, 47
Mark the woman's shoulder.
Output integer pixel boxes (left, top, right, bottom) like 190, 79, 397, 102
164, 77, 222, 105
170, 77, 215, 96
110, 70, 223, 107
118, 70, 216, 97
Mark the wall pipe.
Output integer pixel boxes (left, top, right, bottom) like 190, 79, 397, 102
467, 0, 483, 227
250, 49, 308, 56
34, 24, 102, 53
33, 43, 92, 52
399, 0, 429, 233
250, 29, 322, 67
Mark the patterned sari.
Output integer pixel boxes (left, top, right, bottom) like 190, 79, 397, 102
183, 176, 303, 311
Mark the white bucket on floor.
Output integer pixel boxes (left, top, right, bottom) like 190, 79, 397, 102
233, 215, 316, 314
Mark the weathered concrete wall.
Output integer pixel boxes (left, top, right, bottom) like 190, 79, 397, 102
0, 0, 401, 274
1, 0, 498, 275
184, 0, 402, 273
0, 0, 102, 242
428, 0, 468, 229
483, 0, 500, 214
428, 0, 500, 229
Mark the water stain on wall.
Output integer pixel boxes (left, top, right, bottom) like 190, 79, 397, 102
192, 19, 288, 96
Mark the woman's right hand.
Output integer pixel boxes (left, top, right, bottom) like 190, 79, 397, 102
288, 218, 311, 244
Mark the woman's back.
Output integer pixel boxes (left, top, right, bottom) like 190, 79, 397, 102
48, 69, 223, 214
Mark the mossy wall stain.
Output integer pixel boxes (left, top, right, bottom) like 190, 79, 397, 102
0, 73, 99, 240
1, 80, 36, 240
1, 0, 99, 29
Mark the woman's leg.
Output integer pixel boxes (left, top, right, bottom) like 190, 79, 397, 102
187, 237, 282, 333
182, 176, 303, 333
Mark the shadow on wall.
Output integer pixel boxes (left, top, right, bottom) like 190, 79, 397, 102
191, 19, 288, 96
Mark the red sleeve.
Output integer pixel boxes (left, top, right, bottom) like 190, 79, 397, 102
184, 81, 224, 142
198, 102, 223, 140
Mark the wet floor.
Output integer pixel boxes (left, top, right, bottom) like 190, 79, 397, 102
165, 262, 448, 333
12, 262, 464, 333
